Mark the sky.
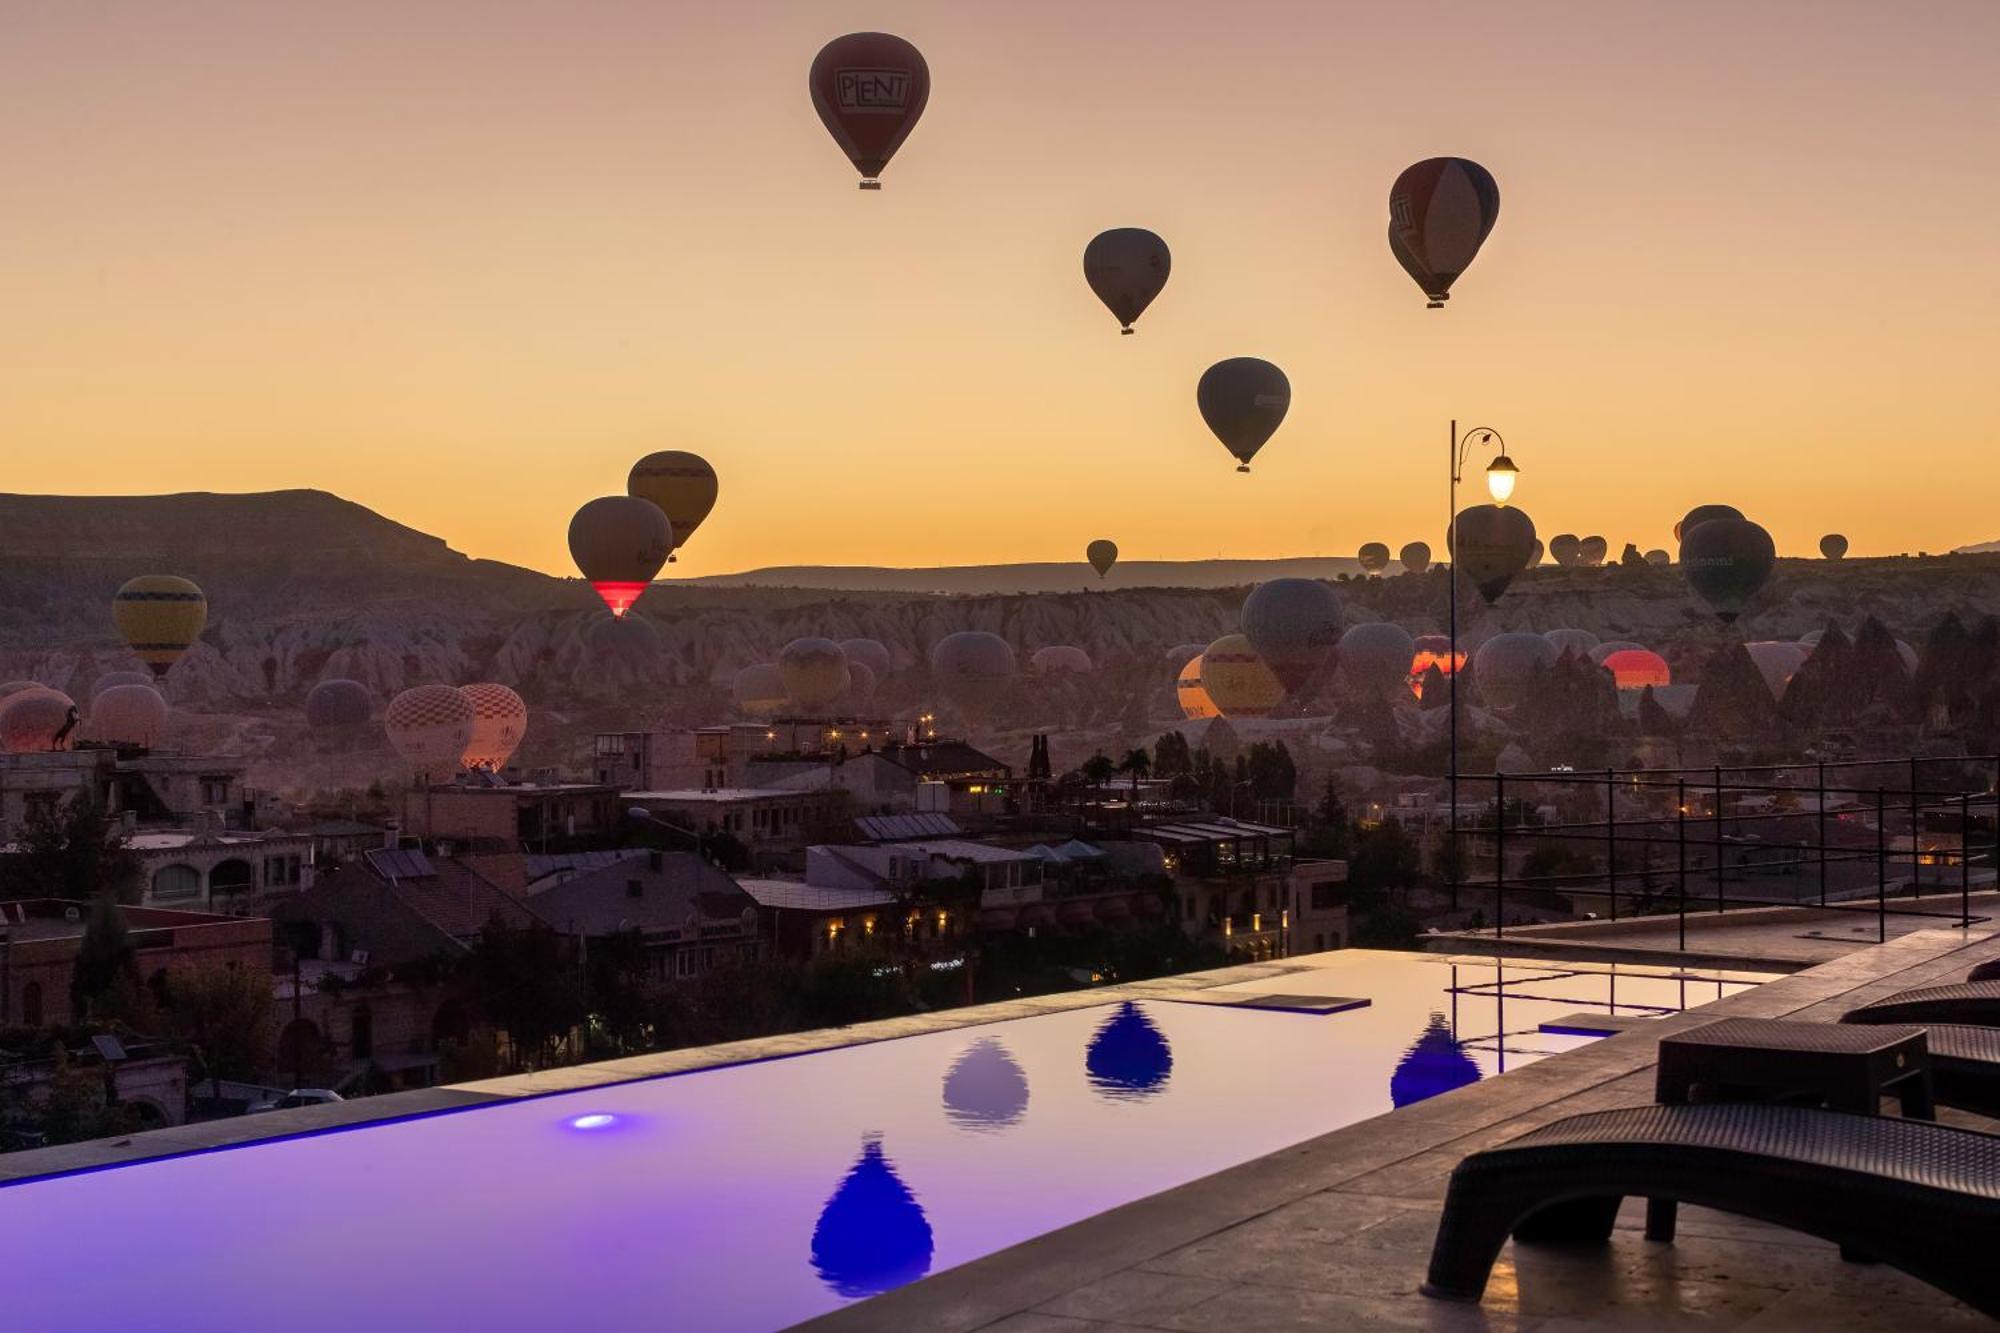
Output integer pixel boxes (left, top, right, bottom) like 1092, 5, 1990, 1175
2, 1, 1996, 577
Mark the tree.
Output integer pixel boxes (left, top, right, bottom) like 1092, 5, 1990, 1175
1118, 748, 1152, 796
1152, 731, 1192, 778
159, 962, 275, 1097
1300, 776, 1350, 860
70, 893, 136, 1022
464, 922, 585, 1069
1079, 753, 1116, 788
2, 793, 143, 904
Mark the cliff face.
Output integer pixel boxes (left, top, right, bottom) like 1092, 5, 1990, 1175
5, 490, 2000, 791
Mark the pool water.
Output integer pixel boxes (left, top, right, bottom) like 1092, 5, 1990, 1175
0, 950, 1769, 1332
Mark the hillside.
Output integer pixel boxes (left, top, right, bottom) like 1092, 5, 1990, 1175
675, 557, 1367, 594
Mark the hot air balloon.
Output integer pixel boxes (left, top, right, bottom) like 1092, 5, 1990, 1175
1449, 505, 1538, 605
305, 678, 373, 732
1165, 641, 1208, 665
1578, 535, 1608, 567
734, 663, 789, 717
459, 682, 528, 772
1673, 504, 1744, 543
1085, 1002, 1173, 1100
1357, 542, 1391, 576
1543, 628, 1601, 659
1339, 623, 1416, 697
931, 631, 1016, 724
85, 683, 168, 747
1239, 578, 1342, 694
1820, 533, 1849, 560
809, 33, 930, 189
1588, 640, 1646, 665
1388, 157, 1500, 308
568, 496, 672, 619
1644, 548, 1671, 567
809, 1136, 934, 1297
384, 684, 476, 782
1680, 516, 1776, 624
841, 660, 878, 712
1030, 645, 1093, 676
112, 575, 206, 678
1085, 539, 1118, 579
1473, 632, 1557, 710
88, 670, 153, 703
1197, 358, 1289, 472
627, 451, 718, 561
779, 638, 852, 712
0, 687, 78, 753
0, 681, 42, 701
1175, 653, 1219, 720
1390, 1013, 1482, 1107
1410, 635, 1465, 680
1600, 648, 1671, 691
941, 1037, 1029, 1132
1400, 541, 1432, 575
585, 614, 662, 671
839, 638, 893, 681
1527, 538, 1545, 568
1082, 228, 1169, 334
1549, 534, 1581, 568
1199, 634, 1285, 718
1895, 640, 1919, 675
1744, 641, 1808, 700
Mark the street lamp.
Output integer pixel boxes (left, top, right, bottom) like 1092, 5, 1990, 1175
1447, 423, 1519, 912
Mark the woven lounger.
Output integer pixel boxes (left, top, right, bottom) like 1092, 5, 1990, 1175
1842, 980, 2000, 1027
1927, 1024, 2000, 1118
1966, 959, 2000, 983
1422, 1103, 2000, 1316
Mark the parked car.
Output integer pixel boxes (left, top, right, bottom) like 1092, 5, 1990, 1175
248, 1088, 345, 1114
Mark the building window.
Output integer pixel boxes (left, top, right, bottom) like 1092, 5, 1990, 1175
22, 981, 44, 1028
152, 864, 201, 902
351, 1003, 375, 1060
200, 777, 231, 806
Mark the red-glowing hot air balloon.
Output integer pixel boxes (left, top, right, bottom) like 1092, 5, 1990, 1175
568, 496, 672, 619
1388, 158, 1500, 308
809, 33, 931, 189
0, 687, 78, 753
1083, 229, 1170, 334
1410, 635, 1465, 680
1197, 359, 1289, 473
1600, 649, 1672, 691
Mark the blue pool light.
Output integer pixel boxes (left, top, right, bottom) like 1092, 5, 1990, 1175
568, 1113, 619, 1131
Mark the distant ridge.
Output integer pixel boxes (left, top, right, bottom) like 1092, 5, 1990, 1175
669, 557, 1365, 595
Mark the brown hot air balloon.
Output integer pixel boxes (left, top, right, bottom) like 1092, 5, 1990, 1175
1388, 158, 1501, 308
1449, 505, 1538, 604
809, 33, 931, 189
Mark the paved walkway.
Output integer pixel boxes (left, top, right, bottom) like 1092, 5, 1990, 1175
806, 927, 2000, 1332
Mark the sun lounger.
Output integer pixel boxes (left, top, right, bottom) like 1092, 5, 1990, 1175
1842, 980, 2000, 1028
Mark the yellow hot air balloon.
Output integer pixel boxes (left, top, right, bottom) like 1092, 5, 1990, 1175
112, 575, 207, 678
1199, 634, 1285, 719
628, 451, 719, 562
1175, 654, 1219, 720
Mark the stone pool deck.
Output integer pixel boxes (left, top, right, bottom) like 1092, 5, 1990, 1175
805, 927, 2000, 1332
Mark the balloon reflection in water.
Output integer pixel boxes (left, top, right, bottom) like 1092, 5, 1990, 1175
941, 1037, 1029, 1132
1085, 1002, 1173, 1101
810, 1135, 934, 1298
1389, 1013, 1482, 1108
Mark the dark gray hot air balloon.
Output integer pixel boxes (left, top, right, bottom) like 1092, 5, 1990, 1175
1820, 533, 1848, 560
305, 678, 372, 731
1085, 539, 1118, 578
1083, 229, 1170, 334
780, 638, 853, 712
1549, 533, 1581, 568
931, 631, 1017, 724
1644, 548, 1670, 567
1680, 516, 1776, 624
1474, 632, 1558, 710
1357, 543, 1391, 576
1449, 505, 1538, 605
1197, 358, 1289, 472
1578, 535, 1608, 568
568, 496, 673, 619
1400, 541, 1432, 574
1388, 158, 1501, 308
1528, 538, 1544, 567
1338, 622, 1417, 698
839, 638, 893, 680
1239, 578, 1343, 694
809, 33, 930, 189
1674, 504, 1743, 543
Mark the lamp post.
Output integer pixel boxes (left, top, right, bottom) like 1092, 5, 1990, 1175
1447, 422, 1518, 913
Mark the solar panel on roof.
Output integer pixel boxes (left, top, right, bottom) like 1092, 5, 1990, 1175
367, 848, 435, 880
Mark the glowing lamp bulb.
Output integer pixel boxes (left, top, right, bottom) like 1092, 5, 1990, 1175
1485, 454, 1519, 504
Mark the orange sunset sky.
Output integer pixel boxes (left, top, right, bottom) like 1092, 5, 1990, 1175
2, 1, 1995, 577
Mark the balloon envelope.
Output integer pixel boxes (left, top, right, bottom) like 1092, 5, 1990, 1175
305, 678, 372, 731
1474, 633, 1558, 709
1085, 539, 1118, 578
0, 687, 77, 753
1239, 578, 1343, 694
1400, 541, 1432, 574
1744, 641, 1808, 700
86, 683, 169, 747
1578, 536, 1608, 567
459, 682, 528, 772
1601, 648, 1671, 691
734, 663, 789, 718
91, 670, 155, 704
385, 685, 475, 781
1200, 634, 1285, 719
627, 451, 718, 557
931, 632, 1016, 724
568, 496, 672, 618
1644, 548, 1671, 567
1357, 542, 1390, 576
1388, 157, 1500, 306
1544, 628, 1601, 659
1082, 229, 1169, 333
1030, 645, 1093, 676
1339, 623, 1416, 697
809, 33, 930, 186
1820, 533, 1849, 560
1680, 517, 1777, 623
839, 638, 893, 681
1175, 654, 1219, 720
1197, 358, 1289, 472
780, 638, 853, 712
1549, 534, 1581, 567
1450, 506, 1538, 604
1410, 635, 1465, 680
1674, 504, 1744, 543
113, 575, 207, 677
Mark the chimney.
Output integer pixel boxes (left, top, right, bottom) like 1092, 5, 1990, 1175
383, 820, 401, 851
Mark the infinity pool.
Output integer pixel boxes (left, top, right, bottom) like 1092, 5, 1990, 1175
0, 950, 1769, 1331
